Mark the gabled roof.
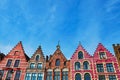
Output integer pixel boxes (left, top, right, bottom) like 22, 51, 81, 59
49, 44, 67, 62
93, 43, 115, 58
30, 45, 45, 61
71, 44, 92, 59
6, 41, 30, 61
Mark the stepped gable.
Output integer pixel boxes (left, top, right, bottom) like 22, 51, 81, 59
71, 44, 92, 59
49, 44, 67, 62
93, 43, 115, 58
30, 45, 45, 61
6, 41, 29, 61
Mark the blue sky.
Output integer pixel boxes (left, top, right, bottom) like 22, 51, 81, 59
0, 0, 120, 59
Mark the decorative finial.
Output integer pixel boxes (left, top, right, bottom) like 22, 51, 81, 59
56, 40, 60, 49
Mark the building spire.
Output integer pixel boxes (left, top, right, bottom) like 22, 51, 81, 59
56, 40, 60, 49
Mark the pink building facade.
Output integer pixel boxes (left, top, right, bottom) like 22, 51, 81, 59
70, 43, 120, 80
70, 44, 94, 80
93, 43, 120, 80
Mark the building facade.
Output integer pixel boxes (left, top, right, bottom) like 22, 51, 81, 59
70, 44, 94, 80
0, 41, 29, 80
113, 44, 120, 68
45, 45, 70, 80
25, 46, 45, 80
93, 43, 120, 80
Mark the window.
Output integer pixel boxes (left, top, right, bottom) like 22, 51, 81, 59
84, 73, 91, 80
31, 73, 37, 80
75, 73, 81, 80
99, 52, 106, 59
6, 59, 12, 67
14, 60, 20, 67
36, 55, 40, 61
75, 62, 80, 70
38, 73, 43, 80
54, 71, 60, 80
109, 75, 116, 80
30, 63, 35, 69
14, 71, 21, 80
98, 75, 105, 80
6, 70, 12, 80
97, 64, 104, 72
78, 51, 83, 59
47, 71, 52, 80
62, 71, 68, 80
37, 63, 42, 69
56, 59, 60, 66
83, 61, 89, 70
25, 73, 31, 80
0, 70, 4, 79
106, 63, 114, 72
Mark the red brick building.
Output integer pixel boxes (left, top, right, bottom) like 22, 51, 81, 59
45, 44, 70, 80
25, 46, 45, 80
0, 41, 29, 80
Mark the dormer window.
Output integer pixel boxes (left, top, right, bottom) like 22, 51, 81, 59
36, 55, 40, 61
99, 52, 106, 59
78, 51, 83, 59
56, 59, 60, 66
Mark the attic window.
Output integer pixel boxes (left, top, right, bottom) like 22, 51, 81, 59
14, 51, 19, 56
56, 59, 60, 66
36, 55, 40, 61
99, 52, 106, 59
78, 51, 83, 59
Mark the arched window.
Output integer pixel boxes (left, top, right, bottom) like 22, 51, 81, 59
83, 61, 89, 70
36, 55, 40, 61
75, 73, 81, 80
75, 62, 80, 70
84, 73, 91, 80
78, 51, 83, 59
56, 59, 60, 66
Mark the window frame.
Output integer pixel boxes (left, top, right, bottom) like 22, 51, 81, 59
106, 63, 114, 72
62, 71, 68, 80
109, 75, 116, 80
78, 51, 83, 59
96, 64, 104, 72
75, 73, 81, 80
75, 62, 80, 70
99, 52, 106, 59
14, 70, 21, 80
30, 63, 35, 69
83, 61, 89, 70
14, 60, 20, 67
36, 55, 40, 61
0, 70, 4, 79
55, 59, 60, 66
6, 59, 12, 67
84, 73, 91, 80
47, 71, 52, 80
37, 63, 42, 69
98, 75, 106, 80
